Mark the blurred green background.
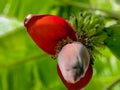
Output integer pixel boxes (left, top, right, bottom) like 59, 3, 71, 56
0, 0, 120, 90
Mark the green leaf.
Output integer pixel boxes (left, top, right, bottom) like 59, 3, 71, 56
104, 25, 120, 59
0, 0, 8, 14
115, 0, 120, 4
0, 27, 65, 90
0, 16, 22, 36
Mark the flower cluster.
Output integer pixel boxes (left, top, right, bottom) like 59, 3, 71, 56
24, 14, 93, 90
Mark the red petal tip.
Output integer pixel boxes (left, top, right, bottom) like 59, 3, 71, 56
57, 64, 93, 90
24, 14, 49, 29
24, 14, 35, 28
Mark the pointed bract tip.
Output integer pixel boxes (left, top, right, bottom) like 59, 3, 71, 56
24, 14, 34, 28
70, 78, 76, 84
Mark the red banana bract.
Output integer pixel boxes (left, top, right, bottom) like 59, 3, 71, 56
24, 14, 93, 90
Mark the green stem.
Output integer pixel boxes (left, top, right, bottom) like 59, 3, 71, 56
106, 78, 120, 90
59, 0, 120, 20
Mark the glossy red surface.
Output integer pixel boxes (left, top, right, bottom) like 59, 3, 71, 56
24, 14, 77, 55
57, 63, 93, 90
